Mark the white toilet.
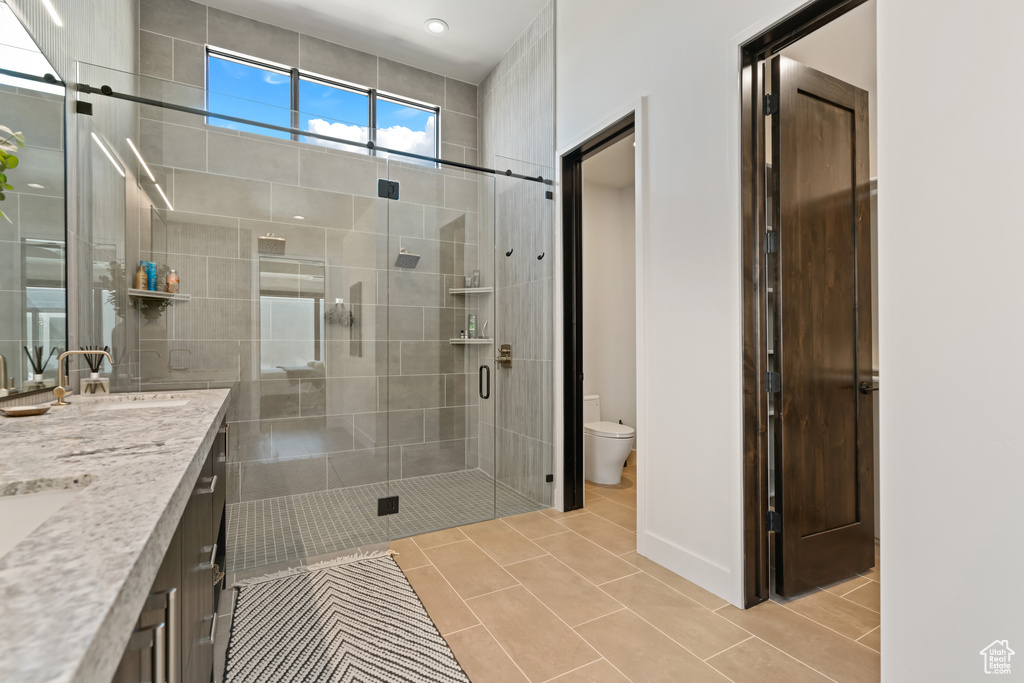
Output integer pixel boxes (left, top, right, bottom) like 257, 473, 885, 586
583, 394, 635, 485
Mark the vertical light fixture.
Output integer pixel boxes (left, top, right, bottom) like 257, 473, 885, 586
38, 0, 62, 26
91, 132, 125, 177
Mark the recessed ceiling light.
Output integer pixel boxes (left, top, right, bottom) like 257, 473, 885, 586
27, 183, 45, 189
424, 18, 448, 34
293, 215, 305, 220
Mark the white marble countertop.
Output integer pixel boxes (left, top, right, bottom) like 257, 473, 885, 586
0, 389, 230, 683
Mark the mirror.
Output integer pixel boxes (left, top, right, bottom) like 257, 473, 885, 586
0, 2, 66, 398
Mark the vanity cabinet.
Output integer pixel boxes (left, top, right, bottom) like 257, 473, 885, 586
111, 421, 227, 683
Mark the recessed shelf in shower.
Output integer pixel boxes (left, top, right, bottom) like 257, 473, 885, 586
449, 287, 493, 295
449, 339, 494, 345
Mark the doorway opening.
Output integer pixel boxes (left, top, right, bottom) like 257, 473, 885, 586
561, 113, 637, 512
741, 0, 880, 609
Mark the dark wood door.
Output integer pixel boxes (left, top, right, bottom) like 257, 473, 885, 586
771, 55, 874, 596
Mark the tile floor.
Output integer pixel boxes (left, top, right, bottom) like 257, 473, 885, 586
225, 469, 547, 572
399, 462, 882, 682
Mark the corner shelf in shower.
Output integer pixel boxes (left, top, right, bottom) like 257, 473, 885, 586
449, 287, 493, 295
128, 288, 191, 303
449, 338, 494, 345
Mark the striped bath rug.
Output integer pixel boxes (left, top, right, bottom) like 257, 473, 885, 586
224, 553, 469, 682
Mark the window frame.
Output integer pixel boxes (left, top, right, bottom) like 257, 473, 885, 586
205, 47, 440, 160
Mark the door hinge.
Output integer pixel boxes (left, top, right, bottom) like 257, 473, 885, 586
75, 100, 93, 116
767, 510, 782, 533
377, 179, 400, 200
377, 495, 400, 516
765, 371, 781, 393
545, 474, 554, 483
763, 93, 779, 116
765, 232, 779, 254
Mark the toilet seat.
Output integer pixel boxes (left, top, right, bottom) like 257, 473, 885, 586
584, 421, 635, 439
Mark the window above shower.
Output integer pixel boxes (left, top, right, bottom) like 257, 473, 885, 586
206, 48, 439, 159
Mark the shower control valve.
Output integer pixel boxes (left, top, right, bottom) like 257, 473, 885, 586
496, 344, 513, 369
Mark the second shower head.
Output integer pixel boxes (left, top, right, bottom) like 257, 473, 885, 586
395, 248, 421, 269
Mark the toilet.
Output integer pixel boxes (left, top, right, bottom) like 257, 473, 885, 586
583, 395, 635, 485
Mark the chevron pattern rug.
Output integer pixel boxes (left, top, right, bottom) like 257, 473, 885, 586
224, 554, 469, 682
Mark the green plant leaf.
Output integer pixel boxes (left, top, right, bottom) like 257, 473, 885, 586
0, 207, 9, 223
4, 156, 18, 169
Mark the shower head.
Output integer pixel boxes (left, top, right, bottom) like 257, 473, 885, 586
395, 248, 421, 269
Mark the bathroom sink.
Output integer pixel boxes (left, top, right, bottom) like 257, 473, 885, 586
0, 488, 83, 559
88, 399, 191, 411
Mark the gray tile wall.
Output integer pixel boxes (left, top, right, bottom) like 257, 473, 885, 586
478, 3, 556, 506
137, 0, 478, 168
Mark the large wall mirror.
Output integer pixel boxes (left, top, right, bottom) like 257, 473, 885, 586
0, 2, 67, 398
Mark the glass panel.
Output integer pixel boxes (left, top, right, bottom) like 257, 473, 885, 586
494, 156, 554, 513
376, 97, 436, 160
297, 77, 369, 151
385, 157, 496, 539
77, 64, 393, 573
207, 53, 291, 139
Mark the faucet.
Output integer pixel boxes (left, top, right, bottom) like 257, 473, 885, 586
52, 349, 113, 406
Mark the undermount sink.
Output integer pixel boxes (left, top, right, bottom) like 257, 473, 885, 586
0, 488, 84, 559
89, 399, 191, 411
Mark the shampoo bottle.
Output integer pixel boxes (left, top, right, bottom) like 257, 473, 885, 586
135, 263, 146, 289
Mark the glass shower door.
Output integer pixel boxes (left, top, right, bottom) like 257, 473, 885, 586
384, 157, 497, 538
493, 156, 555, 515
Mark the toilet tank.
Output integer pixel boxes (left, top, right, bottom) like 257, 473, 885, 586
583, 395, 601, 424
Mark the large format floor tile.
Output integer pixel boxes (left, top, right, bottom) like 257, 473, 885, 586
393, 455, 881, 683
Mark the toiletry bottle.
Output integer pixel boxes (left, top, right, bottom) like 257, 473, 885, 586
146, 261, 157, 291
472, 270, 481, 288
460, 330, 466, 339
135, 263, 146, 289
166, 269, 179, 293
468, 314, 477, 339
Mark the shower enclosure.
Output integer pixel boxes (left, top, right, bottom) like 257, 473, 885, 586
76, 65, 553, 574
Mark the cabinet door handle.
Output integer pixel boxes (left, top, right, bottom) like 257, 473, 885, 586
197, 475, 217, 495
150, 588, 179, 683
199, 612, 218, 645
200, 543, 217, 570
133, 622, 166, 682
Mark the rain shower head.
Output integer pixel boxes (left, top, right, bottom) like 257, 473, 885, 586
395, 248, 421, 269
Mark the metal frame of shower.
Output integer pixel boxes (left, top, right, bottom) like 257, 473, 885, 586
73, 81, 552, 184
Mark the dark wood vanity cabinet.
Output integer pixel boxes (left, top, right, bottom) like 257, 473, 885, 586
112, 421, 227, 683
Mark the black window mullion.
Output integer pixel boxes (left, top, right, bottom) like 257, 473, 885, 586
290, 68, 300, 142
368, 88, 377, 157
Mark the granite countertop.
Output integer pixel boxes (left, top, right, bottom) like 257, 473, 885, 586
0, 389, 230, 683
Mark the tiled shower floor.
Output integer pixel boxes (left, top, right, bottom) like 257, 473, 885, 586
225, 469, 546, 572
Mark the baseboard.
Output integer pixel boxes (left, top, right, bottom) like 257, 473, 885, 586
640, 530, 738, 607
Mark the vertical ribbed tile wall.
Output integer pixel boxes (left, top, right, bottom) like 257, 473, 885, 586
132, 0, 484, 505
478, 3, 556, 505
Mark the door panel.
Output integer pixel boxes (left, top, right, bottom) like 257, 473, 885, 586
772, 56, 874, 596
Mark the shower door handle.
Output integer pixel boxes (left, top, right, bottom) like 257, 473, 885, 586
479, 364, 490, 400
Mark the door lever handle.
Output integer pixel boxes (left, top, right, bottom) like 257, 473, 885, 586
859, 381, 878, 394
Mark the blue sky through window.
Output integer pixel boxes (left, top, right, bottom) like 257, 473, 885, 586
298, 78, 369, 152
207, 55, 290, 139
376, 98, 436, 158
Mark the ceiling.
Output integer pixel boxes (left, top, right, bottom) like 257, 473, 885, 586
584, 134, 635, 189
200, 0, 549, 84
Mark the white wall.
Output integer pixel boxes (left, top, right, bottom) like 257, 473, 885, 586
558, 0, 1024, 676
582, 181, 637, 436
879, 1, 1024, 680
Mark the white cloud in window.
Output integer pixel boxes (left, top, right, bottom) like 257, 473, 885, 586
263, 72, 290, 85
305, 119, 369, 152
377, 115, 436, 157
306, 116, 436, 158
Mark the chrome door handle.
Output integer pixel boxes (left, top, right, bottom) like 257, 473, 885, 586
149, 588, 179, 683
